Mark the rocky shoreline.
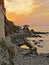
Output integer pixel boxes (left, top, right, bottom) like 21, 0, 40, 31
0, 34, 49, 65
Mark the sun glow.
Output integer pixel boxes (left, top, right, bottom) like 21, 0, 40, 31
4, 0, 49, 25
4, 0, 34, 14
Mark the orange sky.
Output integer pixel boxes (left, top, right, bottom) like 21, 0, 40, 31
4, 0, 49, 26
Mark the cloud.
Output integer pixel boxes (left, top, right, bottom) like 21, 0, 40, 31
4, 0, 35, 14
4, 0, 49, 25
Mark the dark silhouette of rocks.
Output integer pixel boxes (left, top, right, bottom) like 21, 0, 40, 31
31, 29, 48, 34
32, 34, 42, 38
39, 40, 43, 42
5, 18, 21, 36
46, 55, 49, 58
23, 25, 32, 37
5, 18, 31, 37
23, 25, 42, 38
23, 24, 29, 27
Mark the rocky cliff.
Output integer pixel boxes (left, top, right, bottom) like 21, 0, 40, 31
5, 17, 21, 36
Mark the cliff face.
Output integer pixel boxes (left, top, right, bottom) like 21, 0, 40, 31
0, 0, 5, 12
0, 0, 18, 37
0, 0, 5, 38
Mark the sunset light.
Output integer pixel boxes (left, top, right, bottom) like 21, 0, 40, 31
4, 0, 49, 25
4, 0, 35, 14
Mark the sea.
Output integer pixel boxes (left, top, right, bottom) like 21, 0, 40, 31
21, 26, 49, 54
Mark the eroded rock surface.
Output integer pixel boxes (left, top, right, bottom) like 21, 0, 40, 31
0, 36, 49, 65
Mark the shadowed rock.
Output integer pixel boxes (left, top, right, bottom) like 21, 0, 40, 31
31, 29, 48, 34
10, 35, 38, 55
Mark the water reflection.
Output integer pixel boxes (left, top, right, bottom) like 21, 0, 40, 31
21, 26, 49, 54
26, 34, 49, 54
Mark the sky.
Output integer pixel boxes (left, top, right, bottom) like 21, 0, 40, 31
4, 0, 49, 26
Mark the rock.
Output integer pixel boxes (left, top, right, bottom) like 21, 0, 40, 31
5, 18, 21, 36
0, 36, 49, 65
23, 25, 32, 37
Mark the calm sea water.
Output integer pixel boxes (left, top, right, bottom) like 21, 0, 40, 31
21, 26, 49, 54
29, 26, 49, 32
